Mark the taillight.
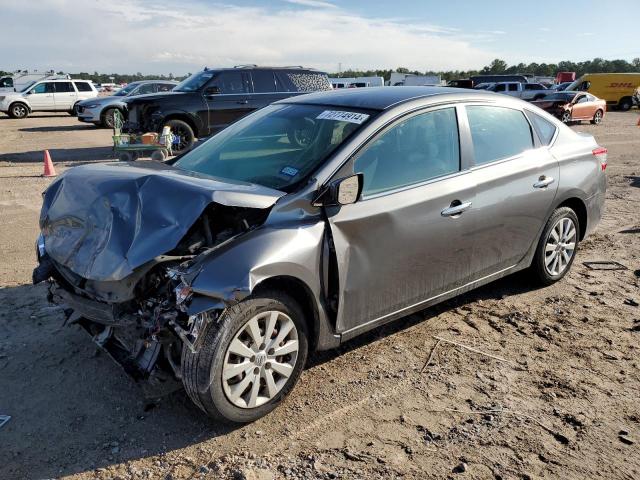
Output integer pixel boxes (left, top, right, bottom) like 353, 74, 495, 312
593, 147, 607, 171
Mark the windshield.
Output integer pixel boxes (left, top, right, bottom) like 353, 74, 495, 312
19, 81, 36, 93
543, 92, 577, 102
113, 83, 139, 96
174, 104, 375, 192
173, 70, 215, 92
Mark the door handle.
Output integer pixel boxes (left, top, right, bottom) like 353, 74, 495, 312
236, 100, 248, 105
441, 200, 472, 217
533, 175, 555, 189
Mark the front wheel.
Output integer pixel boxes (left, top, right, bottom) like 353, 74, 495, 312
162, 119, 194, 155
561, 110, 572, 123
530, 207, 580, 286
9, 102, 29, 119
181, 291, 308, 423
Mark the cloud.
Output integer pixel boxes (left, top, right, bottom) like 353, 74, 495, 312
0, 0, 498, 74
284, 0, 337, 8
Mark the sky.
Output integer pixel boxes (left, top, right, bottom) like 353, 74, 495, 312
0, 0, 637, 75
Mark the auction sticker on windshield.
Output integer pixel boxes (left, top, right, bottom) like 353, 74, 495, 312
316, 110, 370, 124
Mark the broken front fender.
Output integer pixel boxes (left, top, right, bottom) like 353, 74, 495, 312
187, 221, 326, 306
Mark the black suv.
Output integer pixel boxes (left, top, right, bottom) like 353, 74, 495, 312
123, 66, 332, 154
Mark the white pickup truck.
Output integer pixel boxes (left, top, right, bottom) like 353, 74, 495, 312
488, 82, 549, 101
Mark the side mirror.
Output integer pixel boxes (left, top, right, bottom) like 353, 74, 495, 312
204, 86, 221, 96
313, 174, 362, 207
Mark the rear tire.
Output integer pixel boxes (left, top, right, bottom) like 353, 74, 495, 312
181, 291, 309, 423
529, 207, 580, 286
163, 119, 194, 155
8, 102, 28, 119
618, 97, 632, 112
590, 109, 603, 125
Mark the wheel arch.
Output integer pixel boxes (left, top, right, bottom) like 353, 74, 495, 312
162, 113, 202, 137
9, 100, 31, 113
253, 275, 321, 352
556, 197, 588, 240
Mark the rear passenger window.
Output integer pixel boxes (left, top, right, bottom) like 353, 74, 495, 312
466, 106, 533, 165
355, 108, 460, 196
525, 110, 557, 146
508, 84, 518, 91
209, 72, 248, 94
252, 71, 276, 93
55, 82, 74, 93
74, 82, 93, 92
494, 84, 506, 92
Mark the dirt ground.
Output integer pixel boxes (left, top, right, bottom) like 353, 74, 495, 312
0, 110, 639, 480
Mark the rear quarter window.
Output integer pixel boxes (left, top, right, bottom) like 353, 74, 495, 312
275, 71, 331, 92
525, 110, 557, 146
74, 82, 93, 92
466, 105, 533, 165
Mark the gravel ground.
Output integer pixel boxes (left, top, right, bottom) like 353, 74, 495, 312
0, 110, 639, 480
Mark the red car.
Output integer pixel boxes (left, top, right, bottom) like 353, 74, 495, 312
532, 91, 606, 125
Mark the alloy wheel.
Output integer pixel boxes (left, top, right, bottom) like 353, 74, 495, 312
221, 310, 299, 409
544, 217, 577, 276
12, 104, 27, 118
593, 111, 602, 124
561, 111, 572, 123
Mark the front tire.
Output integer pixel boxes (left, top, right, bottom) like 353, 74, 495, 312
163, 119, 194, 155
530, 207, 580, 286
9, 102, 29, 119
102, 107, 118, 128
561, 110, 572, 124
181, 291, 309, 423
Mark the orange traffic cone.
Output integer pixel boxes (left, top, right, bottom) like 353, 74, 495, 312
42, 150, 57, 177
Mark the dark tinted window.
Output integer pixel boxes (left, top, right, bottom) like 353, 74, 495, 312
157, 83, 174, 92
524, 83, 544, 90
55, 82, 74, 93
576, 95, 589, 104
466, 106, 533, 165
508, 83, 518, 91
252, 70, 276, 93
209, 71, 248, 94
74, 81, 93, 92
494, 84, 506, 92
1, 77, 13, 88
136, 83, 156, 95
355, 108, 460, 196
32, 82, 55, 94
525, 110, 557, 146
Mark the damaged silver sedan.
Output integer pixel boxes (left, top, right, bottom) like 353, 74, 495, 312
34, 87, 606, 422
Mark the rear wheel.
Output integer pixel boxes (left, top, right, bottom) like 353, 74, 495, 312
162, 119, 194, 155
530, 207, 580, 286
590, 109, 603, 125
9, 102, 28, 119
618, 97, 633, 111
181, 291, 308, 423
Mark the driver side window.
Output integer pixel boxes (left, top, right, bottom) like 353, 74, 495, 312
32, 82, 54, 94
354, 108, 460, 197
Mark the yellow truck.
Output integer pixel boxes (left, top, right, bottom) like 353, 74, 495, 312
566, 73, 640, 111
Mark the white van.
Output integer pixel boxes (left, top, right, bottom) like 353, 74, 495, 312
0, 79, 98, 118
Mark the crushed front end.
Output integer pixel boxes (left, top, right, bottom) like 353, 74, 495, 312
33, 162, 280, 396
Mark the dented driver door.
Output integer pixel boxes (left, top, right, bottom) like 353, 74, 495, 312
324, 106, 478, 335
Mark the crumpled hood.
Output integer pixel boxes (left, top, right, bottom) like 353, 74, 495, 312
40, 161, 284, 282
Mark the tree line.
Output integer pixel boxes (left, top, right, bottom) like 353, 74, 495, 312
2, 57, 640, 84
331, 57, 640, 82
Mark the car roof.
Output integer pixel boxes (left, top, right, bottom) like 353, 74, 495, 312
132, 80, 179, 84
277, 86, 497, 111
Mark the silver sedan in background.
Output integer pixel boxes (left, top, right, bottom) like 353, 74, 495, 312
34, 87, 606, 423
76, 80, 177, 128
